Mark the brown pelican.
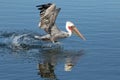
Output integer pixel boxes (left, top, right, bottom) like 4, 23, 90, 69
35, 3, 86, 43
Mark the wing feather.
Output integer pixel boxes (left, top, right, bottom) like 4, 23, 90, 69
36, 3, 61, 34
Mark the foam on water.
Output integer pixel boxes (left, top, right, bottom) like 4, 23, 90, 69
0, 31, 63, 51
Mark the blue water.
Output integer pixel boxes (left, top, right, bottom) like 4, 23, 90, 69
0, 0, 120, 80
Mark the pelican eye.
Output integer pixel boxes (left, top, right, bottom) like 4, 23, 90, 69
68, 26, 75, 30
71, 26, 75, 28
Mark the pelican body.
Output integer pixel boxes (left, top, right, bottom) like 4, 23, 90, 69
36, 3, 86, 43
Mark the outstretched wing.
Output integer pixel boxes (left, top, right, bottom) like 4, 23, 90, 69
36, 3, 61, 34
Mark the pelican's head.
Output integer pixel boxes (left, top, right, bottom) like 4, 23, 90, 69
66, 21, 86, 40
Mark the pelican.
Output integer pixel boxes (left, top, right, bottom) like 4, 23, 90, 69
35, 3, 86, 43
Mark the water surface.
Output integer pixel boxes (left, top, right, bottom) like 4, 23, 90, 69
0, 0, 120, 80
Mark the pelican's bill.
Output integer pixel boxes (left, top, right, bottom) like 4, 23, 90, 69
72, 26, 86, 41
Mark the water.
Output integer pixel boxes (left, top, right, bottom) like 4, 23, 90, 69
0, 0, 120, 80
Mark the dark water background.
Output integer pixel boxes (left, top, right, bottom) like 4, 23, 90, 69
0, 0, 120, 80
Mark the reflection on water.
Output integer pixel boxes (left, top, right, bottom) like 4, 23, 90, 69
38, 63, 56, 79
37, 48, 84, 79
